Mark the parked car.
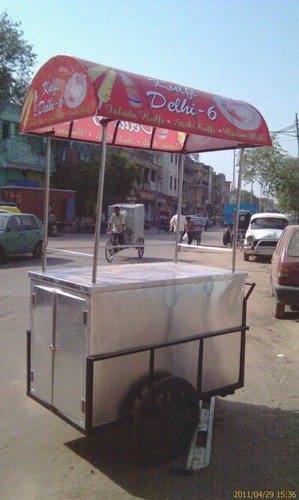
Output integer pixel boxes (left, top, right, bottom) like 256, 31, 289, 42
270, 225, 299, 318
0, 213, 43, 263
0, 201, 21, 213
243, 212, 289, 261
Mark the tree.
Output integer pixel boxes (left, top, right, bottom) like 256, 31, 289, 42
103, 150, 139, 209
51, 144, 139, 216
275, 157, 299, 214
242, 135, 289, 198
0, 11, 37, 104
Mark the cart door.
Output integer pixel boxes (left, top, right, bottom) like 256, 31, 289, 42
52, 291, 87, 425
30, 285, 54, 404
30, 285, 87, 428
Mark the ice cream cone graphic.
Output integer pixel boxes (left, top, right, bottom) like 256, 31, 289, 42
120, 73, 142, 108
21, 89, 33, 129
87, 64, 108, 83
158, 128, 168, 140
97, 69, 116, 109
178, 132, 186, 146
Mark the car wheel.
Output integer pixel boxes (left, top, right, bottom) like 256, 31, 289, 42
0, 245, 5, 263
244, 251, 249, 261
223, 229, 230, 246
32, 241, 42, 258
275, 302, 285, 319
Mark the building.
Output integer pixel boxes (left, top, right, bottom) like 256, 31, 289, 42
0, 101, 48, 188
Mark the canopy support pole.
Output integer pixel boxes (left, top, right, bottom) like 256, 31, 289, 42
92, 120, 109, 284
232, 147, 244, 272
175, 154, 185, 263
42, 135, 52, 273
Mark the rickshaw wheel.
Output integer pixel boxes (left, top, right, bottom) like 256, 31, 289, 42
133, 376, 199, 463
136, 238, 144, 259
105, 238, 114, 263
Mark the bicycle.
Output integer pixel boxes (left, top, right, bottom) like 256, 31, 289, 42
105, 231, 145, 263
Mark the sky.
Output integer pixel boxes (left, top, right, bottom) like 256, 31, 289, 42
2, 0, 298, 194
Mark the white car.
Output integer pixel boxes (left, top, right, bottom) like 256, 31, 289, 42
243, 212, 289, 261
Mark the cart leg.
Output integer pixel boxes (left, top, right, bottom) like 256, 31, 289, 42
169, 396, 215, 474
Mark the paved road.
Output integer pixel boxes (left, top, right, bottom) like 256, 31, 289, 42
0, 227, 297, 500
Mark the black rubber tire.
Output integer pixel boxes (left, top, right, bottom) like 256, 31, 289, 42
133, 376, 199, 464
0, 245, 5, 263
223, 229, 231, 246
32, 241, 42, 258
105, 238, 114, 263
275, 302, 285, 319
244, 251, 249, 261
136, 238, 144, 259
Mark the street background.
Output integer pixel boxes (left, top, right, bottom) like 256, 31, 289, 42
0, 227, 298, 500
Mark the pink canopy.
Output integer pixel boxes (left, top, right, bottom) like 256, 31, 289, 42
20, 55, 271, 152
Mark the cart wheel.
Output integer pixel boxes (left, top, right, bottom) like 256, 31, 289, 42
105, 238, 114, 263
133, 376, 199, 463
136, 238, 144, 259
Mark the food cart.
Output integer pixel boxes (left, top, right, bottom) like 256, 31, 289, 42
21, 55, 271, 467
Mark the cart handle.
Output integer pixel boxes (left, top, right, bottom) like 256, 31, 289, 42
244, 281, 256, 302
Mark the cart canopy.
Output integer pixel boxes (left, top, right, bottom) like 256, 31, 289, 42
20, 55, 271, 153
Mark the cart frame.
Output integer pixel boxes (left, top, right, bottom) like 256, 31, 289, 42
27, 280, 255, 436
20, 55, 271, 465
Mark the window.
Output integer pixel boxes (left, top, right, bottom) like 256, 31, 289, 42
7, 216, 22, 231
288, 231, 299, 257
170, 176, 173, 190
23, 215, 38, 230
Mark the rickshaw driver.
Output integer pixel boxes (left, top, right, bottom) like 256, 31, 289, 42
108, 206, 126, 249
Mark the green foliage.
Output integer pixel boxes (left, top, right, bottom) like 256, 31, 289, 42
51, 144, 139, 216
276, 157, 299, 213
0, 11, 37, 104
242, 135, 299, 212
103, 150, 139, 209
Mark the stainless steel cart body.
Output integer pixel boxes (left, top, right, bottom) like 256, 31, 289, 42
28, 262, 248, 433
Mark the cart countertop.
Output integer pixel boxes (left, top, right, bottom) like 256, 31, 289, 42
29, 262, 247, 294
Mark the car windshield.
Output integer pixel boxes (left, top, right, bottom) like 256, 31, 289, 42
288, 231, 299, 257
251, 218, 288, 230
0, 215, 8, 230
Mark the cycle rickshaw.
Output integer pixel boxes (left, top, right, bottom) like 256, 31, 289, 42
105, 204, 145, 262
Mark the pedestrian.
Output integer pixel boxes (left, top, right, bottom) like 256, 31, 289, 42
48, 208, 57, 236
169, 213, 185, 242
184, 216, 194, 245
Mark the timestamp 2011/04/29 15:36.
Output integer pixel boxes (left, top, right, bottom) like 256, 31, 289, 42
233, 492, 297, 499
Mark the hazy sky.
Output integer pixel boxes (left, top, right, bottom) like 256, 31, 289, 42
3, 0, 299, 192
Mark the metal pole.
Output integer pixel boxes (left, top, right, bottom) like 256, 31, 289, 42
92, 120, 109, 284
175, 155, 185, 262
296, 113, 299, 158
232, 147, 244, 272
42, 135, 51, 272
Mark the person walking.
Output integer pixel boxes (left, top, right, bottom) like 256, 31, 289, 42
184, 216, 194, 245
170, 213, 185, 243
